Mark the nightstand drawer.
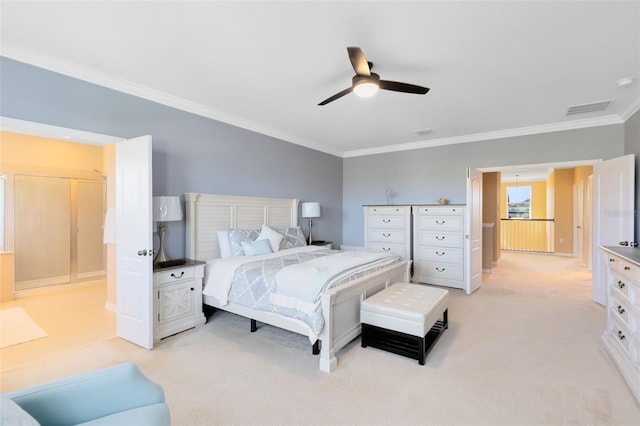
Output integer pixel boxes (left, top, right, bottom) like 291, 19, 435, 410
156, 267, 194, 284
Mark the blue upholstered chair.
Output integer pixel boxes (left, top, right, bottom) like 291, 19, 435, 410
1, 362, 170, 425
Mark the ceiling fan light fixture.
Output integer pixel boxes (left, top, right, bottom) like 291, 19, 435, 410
353, 81, 379, 97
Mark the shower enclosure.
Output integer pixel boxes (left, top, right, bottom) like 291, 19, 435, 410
13, 175, 106, 291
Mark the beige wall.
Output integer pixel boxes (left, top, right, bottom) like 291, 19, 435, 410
482, 172, 501, 262
1, 131, 104, 177
553, 169, 574, 254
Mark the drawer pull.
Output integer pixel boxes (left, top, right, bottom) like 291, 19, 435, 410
617, 305, 625, 315
382, 233, 391, 237
435, 235, 445, 240
624, 266, 631, 271
436, 220, 445, 225
382, 219, 391, 223
617, 281, 625, 289
609, 258, 615, 263
170, 271, 185, 279
618, 331, 626, 340
435, 251, 445, 256
435, 267, 446, 272
382, 247, 391, 251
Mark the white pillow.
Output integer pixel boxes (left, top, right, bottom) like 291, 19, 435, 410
241, 239, 273, 256
216, 230, 232, 258
257, 225, 284, 252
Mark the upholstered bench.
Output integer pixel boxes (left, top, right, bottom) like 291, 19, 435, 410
361, 283, 448, 365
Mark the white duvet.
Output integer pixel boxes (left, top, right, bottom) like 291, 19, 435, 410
203, 245, 324, 305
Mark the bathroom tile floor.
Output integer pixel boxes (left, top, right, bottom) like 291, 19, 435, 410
0, 283, 115, 372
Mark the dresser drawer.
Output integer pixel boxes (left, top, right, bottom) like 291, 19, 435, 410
368, 229, 405, 244
610, 293, 632, 329
155, 266, 195, 284
612, 257, 640, 282
610, 316, 632, 357
611, 273, 631, 300
416, 215, 464, 231
413, 206, 464, 215
367, 206, 407, 216
367, 216, 407, 228
414, 261, 464, 281
366, 242, 406, 258
417, 231, 464, 248
415, 246, 463, 262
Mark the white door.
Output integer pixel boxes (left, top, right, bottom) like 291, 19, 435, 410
592, 154, 635, 305
116, 135, 154, 349
466, 167, 483, 294
573, 181, 584, 264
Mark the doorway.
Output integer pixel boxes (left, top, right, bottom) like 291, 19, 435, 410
478, 160, 596, 280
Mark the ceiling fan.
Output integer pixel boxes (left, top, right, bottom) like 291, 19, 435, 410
318, 46, 430, 106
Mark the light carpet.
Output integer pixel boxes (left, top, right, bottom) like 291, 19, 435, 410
0, 307, 48, 349
1, 253, 639, 425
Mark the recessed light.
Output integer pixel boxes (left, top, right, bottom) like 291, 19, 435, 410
617, 78, 635, 87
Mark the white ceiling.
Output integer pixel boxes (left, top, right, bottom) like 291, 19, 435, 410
1, 1, 639, 158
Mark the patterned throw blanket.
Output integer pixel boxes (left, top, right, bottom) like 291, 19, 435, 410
226, 249, 401, 340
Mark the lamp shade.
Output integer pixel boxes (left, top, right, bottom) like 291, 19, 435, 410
301, 202, 321, 218
153, 196, 183, 222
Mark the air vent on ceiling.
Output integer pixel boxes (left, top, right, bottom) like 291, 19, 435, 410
566, 100, 614, 115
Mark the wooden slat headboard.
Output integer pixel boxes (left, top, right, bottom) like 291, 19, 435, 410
184, 193, 299, 261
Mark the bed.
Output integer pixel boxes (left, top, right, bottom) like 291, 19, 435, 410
184, 193, 411, 372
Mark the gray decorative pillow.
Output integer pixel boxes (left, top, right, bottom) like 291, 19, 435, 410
228, 228, 260, 256
279, 226, 307, 249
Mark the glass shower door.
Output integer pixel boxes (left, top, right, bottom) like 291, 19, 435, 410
14, 175, 71, 290
76, 180, 106, 279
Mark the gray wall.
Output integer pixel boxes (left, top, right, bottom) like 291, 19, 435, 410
343, 125, 626, 246
624, 109, 640, 240
0, 57, 343, 258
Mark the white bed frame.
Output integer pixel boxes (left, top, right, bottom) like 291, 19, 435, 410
184, 192, 411, 372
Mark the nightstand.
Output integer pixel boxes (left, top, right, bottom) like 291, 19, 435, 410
310, 240, 333, 249
153, 259, 206, 341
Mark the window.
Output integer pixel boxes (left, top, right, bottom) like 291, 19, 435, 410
507, 185, 531, 219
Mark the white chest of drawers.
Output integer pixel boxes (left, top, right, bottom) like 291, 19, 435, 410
363, 205, 411, 261
153, 260, 206, 341
601, 246, 640, 404
412, 205, 466, 289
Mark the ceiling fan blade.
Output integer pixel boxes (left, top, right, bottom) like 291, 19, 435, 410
379, 80, 430, 95
318, 87, 353, 106
347, 47, 371, 76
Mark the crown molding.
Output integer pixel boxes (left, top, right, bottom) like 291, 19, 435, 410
620, 95, 640, 121
342, 115, 625, 158
0, 45, 344, 158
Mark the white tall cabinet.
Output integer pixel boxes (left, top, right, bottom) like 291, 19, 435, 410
412, 205, 466, 290
601, 246, 640, 404
363, 205, 412, 261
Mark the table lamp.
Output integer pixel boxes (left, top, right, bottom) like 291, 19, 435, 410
301, 202, 321, 244
153, 196, 183, 263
